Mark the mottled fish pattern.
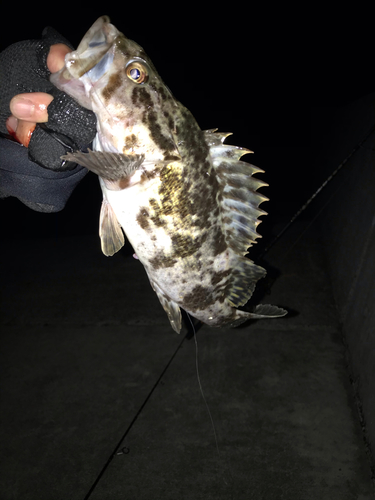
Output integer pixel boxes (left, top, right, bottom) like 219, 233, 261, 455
51, 16, 286, 332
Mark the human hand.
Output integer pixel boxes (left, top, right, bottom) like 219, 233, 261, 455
0, 28, 96, 171
0, 28, 96, 211
6, 43, 71, 147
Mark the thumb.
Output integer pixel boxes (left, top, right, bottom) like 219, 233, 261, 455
10, 92, 53, 123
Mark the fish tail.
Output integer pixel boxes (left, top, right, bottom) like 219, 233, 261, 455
230, 304, 287, 327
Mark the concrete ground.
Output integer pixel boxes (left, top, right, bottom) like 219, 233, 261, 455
1, 215, 374, 500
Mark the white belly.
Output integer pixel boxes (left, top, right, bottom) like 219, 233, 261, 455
100, 176, 173, 262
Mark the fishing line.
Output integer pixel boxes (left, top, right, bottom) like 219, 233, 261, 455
258, 123, 375, 261
82, 332, 186, 500
186, 312, 235, 493
186, 312, 220, 455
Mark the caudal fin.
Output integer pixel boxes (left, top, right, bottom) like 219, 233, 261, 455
230, 304, 287, 327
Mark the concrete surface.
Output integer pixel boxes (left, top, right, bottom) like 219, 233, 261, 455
313, 93, 375, 464
1, 214, 374, 499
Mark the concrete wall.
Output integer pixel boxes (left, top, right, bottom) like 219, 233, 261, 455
312, 94, 375, 460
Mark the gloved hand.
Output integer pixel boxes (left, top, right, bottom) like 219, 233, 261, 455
0, 26, 96, 171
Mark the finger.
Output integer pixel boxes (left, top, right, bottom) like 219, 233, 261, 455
6, 116, 31, 147
6, 115, 37, 148
10, 93, 53, 123
12, 119, 36, 148
47, 43, 71, 73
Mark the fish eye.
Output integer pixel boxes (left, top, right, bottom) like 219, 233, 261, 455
126, 62, 148, 84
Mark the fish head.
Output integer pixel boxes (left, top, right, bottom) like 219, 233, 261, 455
51, 16, 181, 159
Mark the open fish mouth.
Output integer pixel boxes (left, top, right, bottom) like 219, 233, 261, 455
63, 16, 117, 78
51, 17, 120, 109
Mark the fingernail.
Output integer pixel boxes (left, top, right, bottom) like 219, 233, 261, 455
10, 97, 35, 119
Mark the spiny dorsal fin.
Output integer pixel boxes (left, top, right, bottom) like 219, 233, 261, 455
205, 130, 268, 257
204, 130, 269, 307
204, 129, 231, 146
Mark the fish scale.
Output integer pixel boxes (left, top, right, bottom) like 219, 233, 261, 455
51, 16, 287, 332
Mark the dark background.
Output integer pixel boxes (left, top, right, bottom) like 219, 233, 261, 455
2, 11, 375, 498
1, 8, 373, 243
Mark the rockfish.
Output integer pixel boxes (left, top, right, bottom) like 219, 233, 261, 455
51, 16, 286, 333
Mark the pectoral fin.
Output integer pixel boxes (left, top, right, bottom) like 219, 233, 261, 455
99, 198, 124, 256
61, 149, 144, 180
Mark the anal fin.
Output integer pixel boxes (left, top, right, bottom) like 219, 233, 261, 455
99, 198, 125, 256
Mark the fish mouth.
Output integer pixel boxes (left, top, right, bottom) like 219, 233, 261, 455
51, 16, 119, 85
50, 16, 119, 108
63, 16, 118, 79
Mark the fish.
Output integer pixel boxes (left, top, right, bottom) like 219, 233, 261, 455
51, 16, 287, 333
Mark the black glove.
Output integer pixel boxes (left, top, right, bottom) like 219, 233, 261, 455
0, 26, 96, 171
0, 27, 97, 212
